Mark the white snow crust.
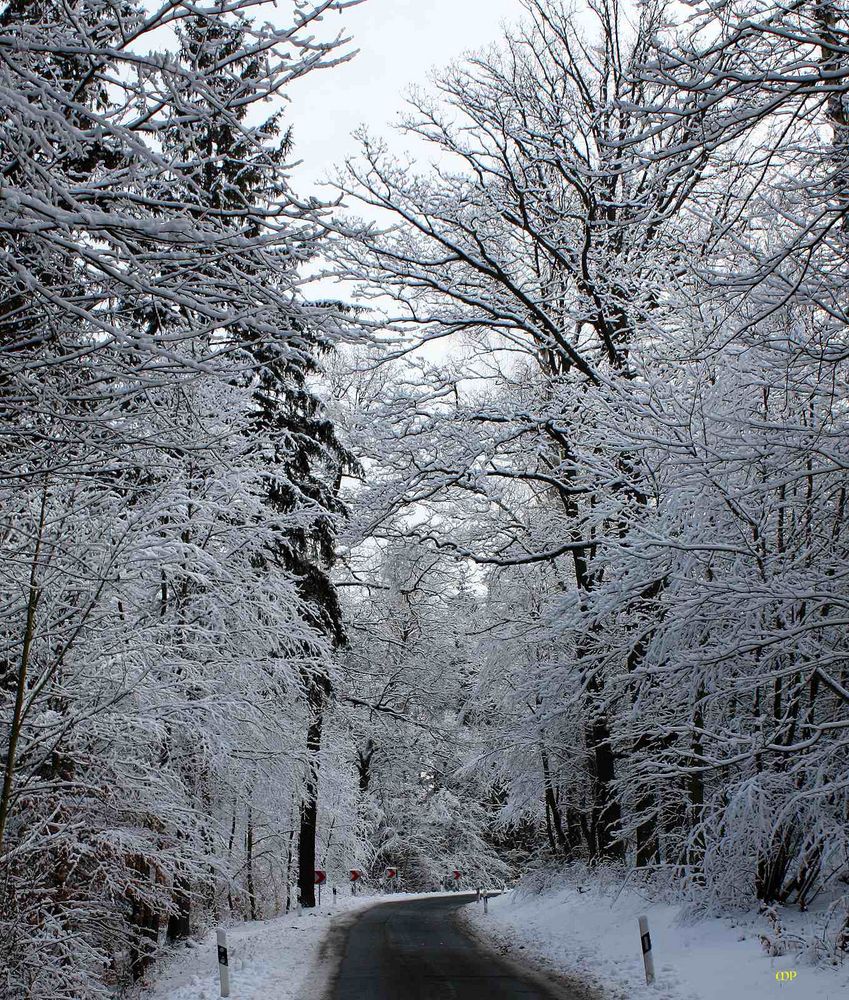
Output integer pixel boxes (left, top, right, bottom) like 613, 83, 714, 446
463, 884, 849, 1000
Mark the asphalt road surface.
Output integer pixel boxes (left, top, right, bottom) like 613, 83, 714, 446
329, 893, 589, 1000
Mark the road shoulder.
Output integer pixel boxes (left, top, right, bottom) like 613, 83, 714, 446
456, 897, 609, 1000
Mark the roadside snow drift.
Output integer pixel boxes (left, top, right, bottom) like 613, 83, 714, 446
139, 897, 372, 1000
463, 883, 849, 1000
139, 891, 467, 1000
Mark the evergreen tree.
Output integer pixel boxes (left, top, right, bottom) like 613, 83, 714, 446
173, 6, 352, 909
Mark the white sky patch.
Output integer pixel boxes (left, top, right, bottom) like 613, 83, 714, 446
285, 0, 522, 193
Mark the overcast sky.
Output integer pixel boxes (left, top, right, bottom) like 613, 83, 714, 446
286, 0, 522, 192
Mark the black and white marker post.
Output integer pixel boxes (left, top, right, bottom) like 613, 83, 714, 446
216, 928, 230, 998
638, 915, 655, 985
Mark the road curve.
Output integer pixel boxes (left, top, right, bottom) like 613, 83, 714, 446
328, 893, 586, 1000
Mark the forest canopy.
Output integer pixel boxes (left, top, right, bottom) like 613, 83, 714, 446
1, 1, 848, 997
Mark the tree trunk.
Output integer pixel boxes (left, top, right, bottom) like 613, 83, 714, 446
687, 684, 706, 875
298, 671, 330, 908
587, 710, 624, 860
571, 541, 624, 863
357, 739, 374, 794
246, 804, 257, 921
0, 487, 47, 858
540, 745, 569, 853
227, 807, 237, 914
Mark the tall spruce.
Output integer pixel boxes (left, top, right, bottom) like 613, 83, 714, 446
174, 7, 351, 910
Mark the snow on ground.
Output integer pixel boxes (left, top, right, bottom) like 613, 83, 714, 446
463, 881, 849, 1000
137, 895, 374, 1000
137, 891, 456, 1000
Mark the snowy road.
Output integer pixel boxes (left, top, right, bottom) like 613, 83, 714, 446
329, 893, 595, 1000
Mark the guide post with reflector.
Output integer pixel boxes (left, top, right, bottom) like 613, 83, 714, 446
638, 915, 655, 985
216, 928, 230, 998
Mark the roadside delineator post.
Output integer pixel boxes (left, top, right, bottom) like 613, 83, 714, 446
638, 915, 655, 985
483, 894, 489, 915
476, 886, 481, 902
216, 928, 230, 998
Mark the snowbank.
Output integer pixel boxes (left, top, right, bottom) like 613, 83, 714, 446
462, 882, 849, 1000
138, 891, 465, 1000
137, 895, 375, 1000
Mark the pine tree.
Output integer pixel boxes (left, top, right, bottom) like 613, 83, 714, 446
173, 6, 352, 910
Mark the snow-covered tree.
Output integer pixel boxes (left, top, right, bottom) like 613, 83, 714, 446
0, 1, 362, 995
330, 0, 849, 933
